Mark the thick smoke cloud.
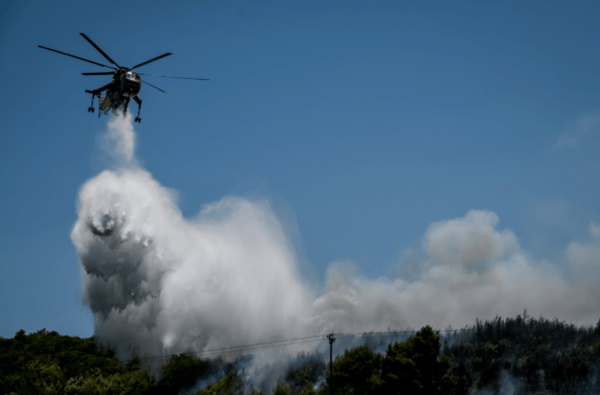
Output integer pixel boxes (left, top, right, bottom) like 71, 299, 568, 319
73, 116, 313, 362
72, 115, 600, 385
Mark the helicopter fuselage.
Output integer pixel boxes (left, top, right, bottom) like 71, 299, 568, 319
106, 71, 141, 108
117, 71, 141, 98
98, 71, 142, 114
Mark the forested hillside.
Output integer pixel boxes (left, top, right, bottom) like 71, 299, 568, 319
2, 313, 599, 394
442, 312, 600, 394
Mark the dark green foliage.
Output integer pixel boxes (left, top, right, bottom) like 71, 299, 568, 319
193, 371, 243, 394
310, 326, 457, 395
63, 367, 156, 395
333, 345, 382, 394
286, 356, 325, 393
273, 382, 291, 395
378, 326, 457, 395
380, 341, 422, 394
143, 353, 210, 395
0, 329, 162, 395
125, 355, 142, 373
265, 379, 324, 395
0, 328, 128, 395
4, 313, 600, 395
443, 311, 600, 394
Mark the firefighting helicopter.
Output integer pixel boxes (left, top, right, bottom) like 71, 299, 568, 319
38, 33, 209, 122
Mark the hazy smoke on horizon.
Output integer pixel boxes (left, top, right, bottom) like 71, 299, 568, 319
72, 115, 600, 387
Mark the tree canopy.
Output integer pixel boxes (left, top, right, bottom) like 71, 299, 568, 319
2, 313, 600, 394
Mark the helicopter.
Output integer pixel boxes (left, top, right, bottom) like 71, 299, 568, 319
38, 33, 209, 122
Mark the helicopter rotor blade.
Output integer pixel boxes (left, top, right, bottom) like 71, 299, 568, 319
130, 53, 173, 70
136, 72, 209, 81
82, 72, 115, 76
141, 80, 166, 93
38, 45, 117, 70
80, 33, 120, 68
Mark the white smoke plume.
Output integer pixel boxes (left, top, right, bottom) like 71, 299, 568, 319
72, 115, 600, 389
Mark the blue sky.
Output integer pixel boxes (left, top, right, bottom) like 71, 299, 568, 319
2, 0, 600, 338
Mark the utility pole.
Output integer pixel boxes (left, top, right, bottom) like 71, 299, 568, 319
327, 333, 336, 394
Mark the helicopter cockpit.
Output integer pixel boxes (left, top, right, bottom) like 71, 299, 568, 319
125, 72, 141, 82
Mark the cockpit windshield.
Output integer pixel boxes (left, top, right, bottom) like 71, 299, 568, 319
126, 72, 141, 82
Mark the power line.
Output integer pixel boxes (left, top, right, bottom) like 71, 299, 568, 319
137, 322, 598, 363
140, 334, 325, 362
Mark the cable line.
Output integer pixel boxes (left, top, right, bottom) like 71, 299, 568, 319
137, 322, 598, 362
140, 334, 325, 361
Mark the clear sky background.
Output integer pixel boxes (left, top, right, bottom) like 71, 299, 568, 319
1, 0, 600, 338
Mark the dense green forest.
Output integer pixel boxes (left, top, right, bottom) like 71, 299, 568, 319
2, 312, 600, 394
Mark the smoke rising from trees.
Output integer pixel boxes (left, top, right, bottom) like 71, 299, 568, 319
71, 115, 600, 379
